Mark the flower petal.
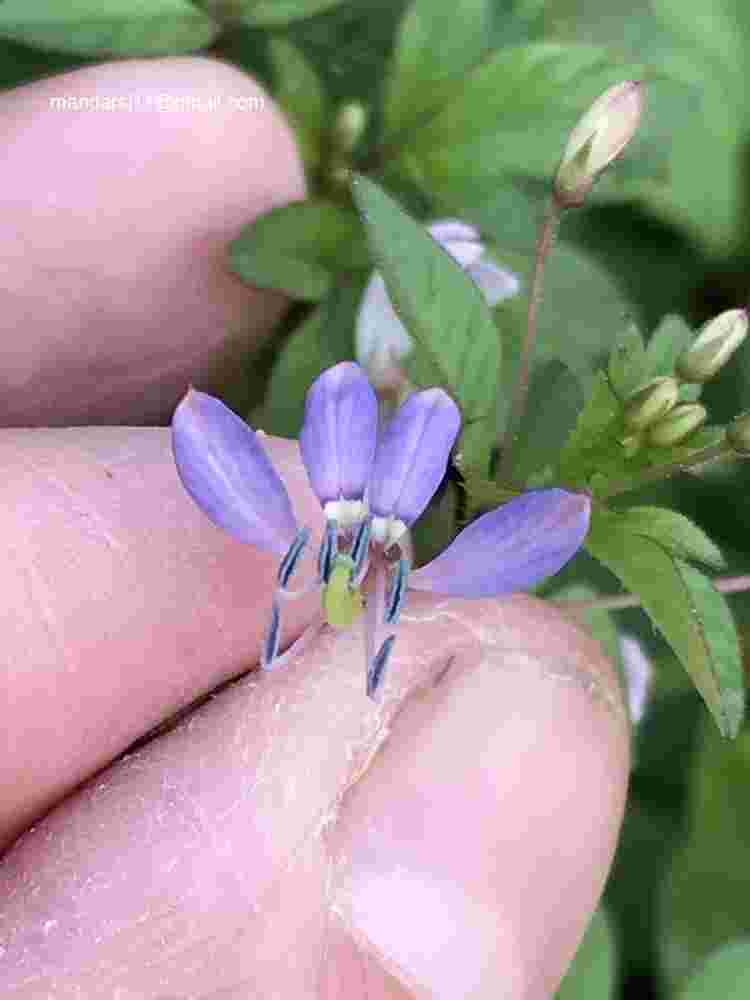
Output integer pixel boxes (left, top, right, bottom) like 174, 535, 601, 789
409, 489, 591, 597
355, 220, 519, 388
355, 273, 412, 373
369, 388, 461, 525
172, 389, 297, 555
619, 633, 653, 724
467, 257, 521, 307
428, 219, 484, 269
299, 362, 378, 506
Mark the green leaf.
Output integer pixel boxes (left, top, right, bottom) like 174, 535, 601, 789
608, 323, 648, 399
644, 313, 695, 378
679, 940, 750, 1000
213, 0, 347, 27
608, 506, 726, 570
643, 0, 748, 251
383, 0, 494, 142
496, 241, 634, 391
229, 201, 369, 302
556, 372, 623, 487
400, 43, 643, 190
256, 280, 363, 437
510, 360, 584, 482
586, 508, 745, 737
0, 0, 218, 55
556, 909, 616, 1000
268, 39, 326, 170
651, 0, 745, 91
660, 721, 750, 988
352, 175, 501, 470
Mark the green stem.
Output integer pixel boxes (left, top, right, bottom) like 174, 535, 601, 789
554, 573, 750, 614
497, 197, 562, 483
599, 442, 733, 500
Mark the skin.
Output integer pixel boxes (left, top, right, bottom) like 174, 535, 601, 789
0, 58, 630, 998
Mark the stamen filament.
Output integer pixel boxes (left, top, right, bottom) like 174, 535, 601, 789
278, 527, 311, 589
367, 634, 396, 698
350, 518, 371, 585
262, 598, 281, 669
384, 558, 409, 626
318, 519, 338, 584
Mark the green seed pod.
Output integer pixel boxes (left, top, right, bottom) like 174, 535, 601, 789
727, 411, 750, 455
646, 403, 707, 447
623, 376, 680, 430
676, 308, 749, 383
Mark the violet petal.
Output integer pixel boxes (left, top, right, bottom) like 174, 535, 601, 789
299, 362, 378, 506
172, 389, 297, 555
467, 257, 521, 307
429, 219, 483, 269
369, 388, 461, 525
409, 489, 591, 597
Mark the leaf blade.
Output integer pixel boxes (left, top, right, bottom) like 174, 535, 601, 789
229, 200, 368, 302
0, 0, 218, 55
586, 509, 744, 737
352, 175, 501, 470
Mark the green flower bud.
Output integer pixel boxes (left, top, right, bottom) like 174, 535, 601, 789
555, 81, 645, 207
646, 403, 707, 447
623, 376, 680, 430
332, 101, 368, 154
676, 308, 749, 383
727, 411, 750, 455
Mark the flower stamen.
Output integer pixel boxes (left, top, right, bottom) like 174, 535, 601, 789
384, 558, 409, 626
367, 634, 396, 698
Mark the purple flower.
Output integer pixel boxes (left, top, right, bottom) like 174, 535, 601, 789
172, 363, 590, 697
355, 219, 520, 389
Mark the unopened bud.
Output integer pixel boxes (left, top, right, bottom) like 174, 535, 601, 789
646, 403, 707, 447
332, 101, 368, 154
623, 376, 679, 430
555, 81, 645, 207
676, 308, 749, 383
727, 411, 750, 455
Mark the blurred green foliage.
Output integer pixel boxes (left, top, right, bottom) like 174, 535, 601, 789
3, 1, 750, 996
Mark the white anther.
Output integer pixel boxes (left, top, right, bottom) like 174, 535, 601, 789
371, 515, 408, 549
324, 499, 369, 530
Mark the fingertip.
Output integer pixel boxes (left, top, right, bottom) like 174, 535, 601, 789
328, 595, 629, 997
0, 56, 306, 425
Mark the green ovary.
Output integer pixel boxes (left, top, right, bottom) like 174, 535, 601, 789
322, 555, 364, 627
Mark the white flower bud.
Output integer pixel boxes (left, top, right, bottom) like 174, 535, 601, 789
555, 81, 645, 207
676, 308, 749, 383
646, 403, 707, 447
623, 376, 679, 430
332, 101, 368, 154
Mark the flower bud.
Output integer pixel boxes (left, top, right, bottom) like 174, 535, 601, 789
555, 81, 645, 207
623, 376, 679, 430
646, 403, 707, 447
676, 308, 749, 383
727, 411, 750, 455
332, 101, 368, 154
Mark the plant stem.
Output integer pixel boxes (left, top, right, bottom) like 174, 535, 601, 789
497, 197, 562, 483
599, 442, 733, 499
554, 574, 750, 614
